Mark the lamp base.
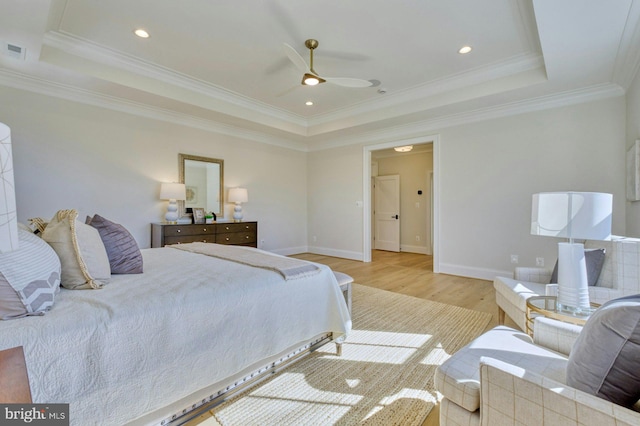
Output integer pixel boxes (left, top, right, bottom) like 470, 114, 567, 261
165, 199, 179, 223
557, 242, 591, 311
233, 203, 243, 223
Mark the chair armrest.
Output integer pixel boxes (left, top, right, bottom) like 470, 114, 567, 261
532, 317, 582, 356
479, 357, 640, 426
514, 267, 552, 283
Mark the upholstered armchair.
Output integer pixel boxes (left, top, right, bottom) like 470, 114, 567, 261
494, 236, 640, 331
435, 296, 640, 426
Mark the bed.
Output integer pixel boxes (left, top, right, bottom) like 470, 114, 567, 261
0, 240, 351, 425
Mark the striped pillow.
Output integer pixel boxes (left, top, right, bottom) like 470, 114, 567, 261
0, 229, 61, 320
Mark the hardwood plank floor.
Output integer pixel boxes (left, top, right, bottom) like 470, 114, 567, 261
291, 250, 518, 426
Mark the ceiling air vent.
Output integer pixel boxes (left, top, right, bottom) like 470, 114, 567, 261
2, 42, 26, 60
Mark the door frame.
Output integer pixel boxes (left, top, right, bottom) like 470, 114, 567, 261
362, 135, 440, 273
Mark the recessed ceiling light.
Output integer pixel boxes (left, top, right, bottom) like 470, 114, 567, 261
305, 101, 313, 106
134, 29, 150, 38
458, 46, 472, 54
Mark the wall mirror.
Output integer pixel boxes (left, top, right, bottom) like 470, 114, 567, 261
179, 154, 224, 217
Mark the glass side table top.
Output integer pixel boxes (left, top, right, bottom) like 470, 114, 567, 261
525, 296, 599, 336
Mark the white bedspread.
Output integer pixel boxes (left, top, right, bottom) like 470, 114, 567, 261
0, 247, 351, 425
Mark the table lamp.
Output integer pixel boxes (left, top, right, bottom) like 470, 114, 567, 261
0, 122, 18, 253
228, 187, 248, 222
531, 192, 612, 312
160, 183, 186, 223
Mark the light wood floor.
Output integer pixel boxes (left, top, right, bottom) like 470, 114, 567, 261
187, 250, 515, 426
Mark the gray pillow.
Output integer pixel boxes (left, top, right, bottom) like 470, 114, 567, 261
550, 248, 605, 285
0, 229, 61, 319
566, 294, 640, 407
87, 214, 143, 274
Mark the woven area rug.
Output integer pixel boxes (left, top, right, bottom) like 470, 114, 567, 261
204, 284, 492, 426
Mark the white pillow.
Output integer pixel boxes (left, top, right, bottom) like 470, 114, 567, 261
41, 209, 110, 290
0, 229, 61, 319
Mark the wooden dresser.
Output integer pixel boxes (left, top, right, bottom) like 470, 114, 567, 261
151, 222, 257, 248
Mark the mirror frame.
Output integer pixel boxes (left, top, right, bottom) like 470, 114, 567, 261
178, 153, 224, 218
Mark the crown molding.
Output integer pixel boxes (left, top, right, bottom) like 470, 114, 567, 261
307, 82, 625, 151
0, 68, 308, 151
307, 52, 545, 129
42, 31, 310, 128
0, 66, 624, 155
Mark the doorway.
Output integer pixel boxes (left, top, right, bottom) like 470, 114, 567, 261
363, 136, 440, 273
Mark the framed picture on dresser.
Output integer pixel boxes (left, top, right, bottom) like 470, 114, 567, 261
192, 208, 205, 224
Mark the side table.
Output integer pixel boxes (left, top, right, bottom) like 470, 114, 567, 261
0, 346, 32, 403
525, 296, 599, 336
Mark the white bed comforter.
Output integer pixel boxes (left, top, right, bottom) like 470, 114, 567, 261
0, 247, 351, 425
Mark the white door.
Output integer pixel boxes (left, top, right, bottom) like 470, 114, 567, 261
374, 175, 400, 252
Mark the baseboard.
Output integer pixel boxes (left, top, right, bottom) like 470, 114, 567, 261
307, 246, 364, 261
269, 246, 309, 256
400, 245, 429, 255
439, 263, 511, 281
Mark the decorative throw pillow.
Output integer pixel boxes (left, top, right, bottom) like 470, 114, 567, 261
549, 248, 605, 285
566, 294, 640, 407
41, 209, 110, 290
86, 214, 143, 274
0, 229, 61, 320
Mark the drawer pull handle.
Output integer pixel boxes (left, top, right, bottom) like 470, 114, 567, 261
177, 229, 181, 233
225, 226, 230, 230
226, 237, 230, 241
203, 240, 207, 243
245, 236, 249, 239
245, 226, 249, 229
203, 228, 207, 232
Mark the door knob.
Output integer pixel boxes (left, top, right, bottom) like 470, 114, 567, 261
393, 215, 398, 219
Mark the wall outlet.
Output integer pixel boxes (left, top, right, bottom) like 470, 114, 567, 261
510, 254, 519, 264
536, 257, 545, 267
415, 235, 420, 241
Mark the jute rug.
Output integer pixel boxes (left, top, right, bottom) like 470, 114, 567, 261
204, 284, 492, 426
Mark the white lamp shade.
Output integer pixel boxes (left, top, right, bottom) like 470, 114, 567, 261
531, 192, 612, 241
160, 183, 186, 201
228, 187, 248, 204
0, 122, 18, 253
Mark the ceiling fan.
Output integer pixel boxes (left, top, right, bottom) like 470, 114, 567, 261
283, 39, 373, 88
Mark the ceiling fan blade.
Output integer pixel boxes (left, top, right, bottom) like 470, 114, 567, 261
324, 77, 373, 88
283, 43, 309, 73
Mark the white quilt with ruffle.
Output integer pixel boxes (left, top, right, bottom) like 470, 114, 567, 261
0, 247, 351, 425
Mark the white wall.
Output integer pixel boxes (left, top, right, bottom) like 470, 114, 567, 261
1, 86, 308, 252
308, 96, 626, 279
307, 144, 364, 259
626, 70, 640, 237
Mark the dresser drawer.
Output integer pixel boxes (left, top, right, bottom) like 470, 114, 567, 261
217, 223, 257, 234
165, 235, 215, 245
163, 225, 216, 237
217, 232, 256, 245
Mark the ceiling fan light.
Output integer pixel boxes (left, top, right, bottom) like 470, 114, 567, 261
394, 145, 413, 152
302, 73, 325, 86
